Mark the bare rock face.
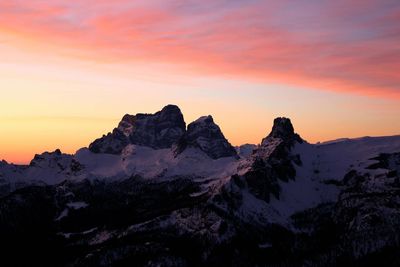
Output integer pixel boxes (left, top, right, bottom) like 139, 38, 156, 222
174, 115, 238, 159
242, 117, 303, 202
29, 149, 83, 173
88, 106, 238, 159
89, 105, 186, 154
261, 117, 302, 146
236, 144, 257, 158
88, 129, 129, 154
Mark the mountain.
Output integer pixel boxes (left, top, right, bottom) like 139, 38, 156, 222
1, 105, 400, 267
174, 115, 238, 159
89, 105, 186, 154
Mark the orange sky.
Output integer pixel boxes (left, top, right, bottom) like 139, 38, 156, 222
0, 0, 399, 164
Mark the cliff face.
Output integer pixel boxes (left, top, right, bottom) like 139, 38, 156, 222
174, 115, 238, 159
89, 105, 186, 154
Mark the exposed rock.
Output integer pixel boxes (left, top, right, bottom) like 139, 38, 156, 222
235, 144, 257, 158
333, 167, 400, 259
29, 149, 82, 171
89, 105, 186, 154
88, 128, 129, 154
175, 115, 238, 159
244, 158, 280, 202
367, 152, 400, 173
261, 117, 302, 146
241, 117, 303, 202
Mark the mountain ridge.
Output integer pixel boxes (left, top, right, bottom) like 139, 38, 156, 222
1, 104, 400, 266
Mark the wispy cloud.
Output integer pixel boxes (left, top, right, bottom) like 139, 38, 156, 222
0, 0, 399, 98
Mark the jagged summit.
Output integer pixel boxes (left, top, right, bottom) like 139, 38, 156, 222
89, 105, 238, 159
30, 149, 63, 166
174, 115, 238, 159
25, 149, 84, 182
88, 107, 304, 160
193, 115, 213, 124
89, 104, 186, 154
242, 117, 304, 199
262, 117, 303, 145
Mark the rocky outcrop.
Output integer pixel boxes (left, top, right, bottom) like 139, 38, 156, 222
333, 155, 400, 258
290, 160, 400, 266
241, 117, 303, 202
174, 115, 238, 159
89, 105, 186, 154
261, 117, 302, 146
235, 144, 257, 158
29, 149, 84, 173
89, 106, 238, 159
88, 129, 129, 154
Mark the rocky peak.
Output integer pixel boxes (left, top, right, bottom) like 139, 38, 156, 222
118, 114, 136, 136
89, 105, 186, 154
241, 117, 303, 202
29, 149, 83, 173
262, 117, 302, 146
236, 144, 258, 158
175, 115, 238, 159
30, 149, 63, 166
128, 104, 186, 149
159, 104, 182, 115
187, 115, 216, 135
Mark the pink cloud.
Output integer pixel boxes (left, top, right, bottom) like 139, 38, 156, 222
0, 0, 399, 98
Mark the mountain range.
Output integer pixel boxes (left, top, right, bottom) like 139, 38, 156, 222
1, 104, 400, 266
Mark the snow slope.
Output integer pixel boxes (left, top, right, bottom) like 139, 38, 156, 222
75, 145, 239, 181
268, 135, 400, 221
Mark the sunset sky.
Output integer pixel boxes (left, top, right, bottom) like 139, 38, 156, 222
1, 0, 400, 164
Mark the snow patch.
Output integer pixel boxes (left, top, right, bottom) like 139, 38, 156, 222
55, 208, 69, 221
67, 201, 89, 209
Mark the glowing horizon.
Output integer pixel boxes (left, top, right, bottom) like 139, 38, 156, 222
1, 0, 400, 164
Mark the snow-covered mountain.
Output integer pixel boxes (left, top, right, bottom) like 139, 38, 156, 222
1, 105, 400, 267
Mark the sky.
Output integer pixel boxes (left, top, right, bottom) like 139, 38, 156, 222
0, 0, 400, 164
